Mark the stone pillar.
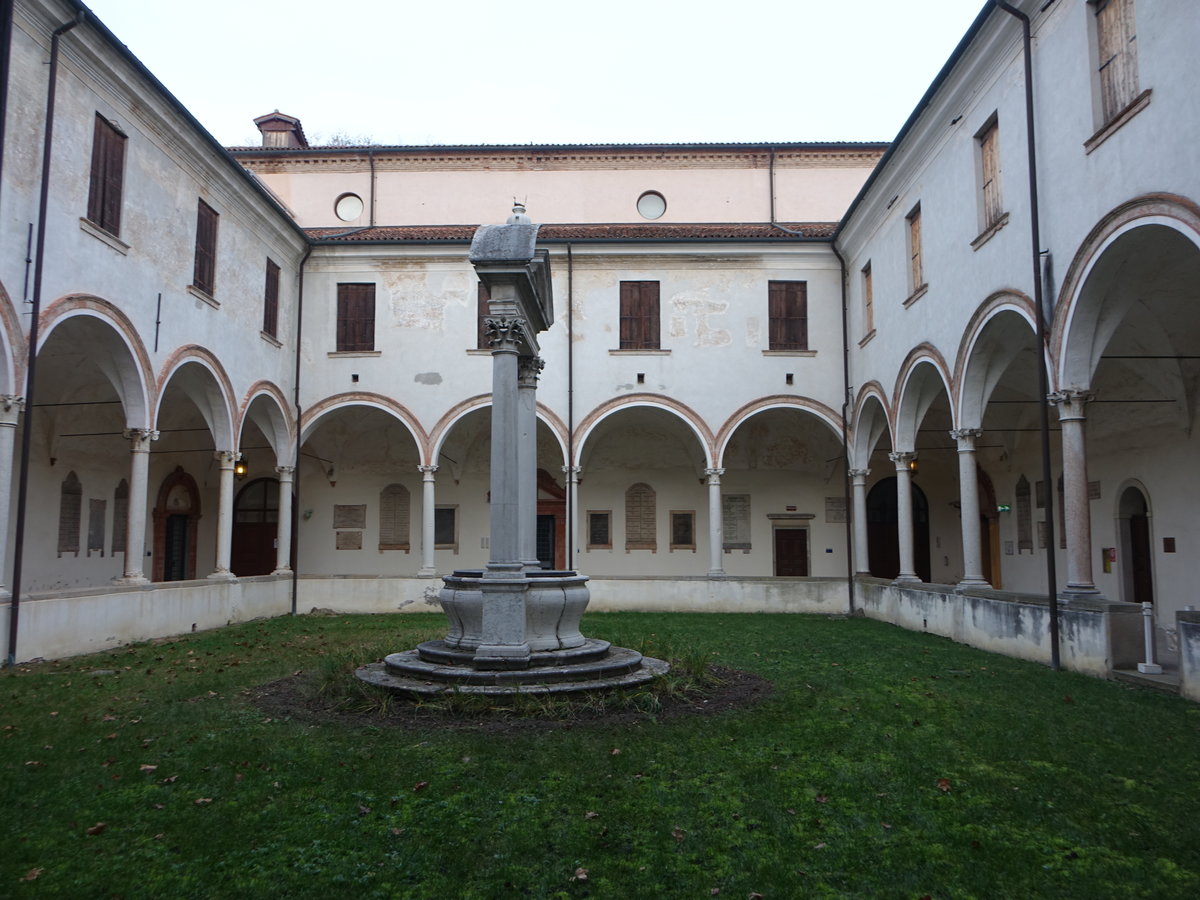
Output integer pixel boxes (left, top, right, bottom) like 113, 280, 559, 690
273, 466, 294, 575
849, 468, 870, 575
209, 450, 238, 579
563, 465, 581, 572
705, 467, 725, 576
517, 356, 544, 571
114, 428, 158, 584
890, 451, 920, 583
0, 396, 24, 594
952, 428, 989, 588
418, 464, 438, 577
1051, 390, 1099, 596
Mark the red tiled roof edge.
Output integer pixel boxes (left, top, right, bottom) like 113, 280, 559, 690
305, 223, 837, 242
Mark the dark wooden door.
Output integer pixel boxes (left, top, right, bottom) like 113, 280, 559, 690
866, 477, 931, 581
536, 514, 556, 570
774, 528, 809, 576
231, 479, 280, 576
163, 515, 190, 582
1130, 513, 1154, 604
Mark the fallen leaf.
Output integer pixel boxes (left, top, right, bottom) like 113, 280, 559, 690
49, 711, 59, 717
391, 827, 405, 836
85, 822, 107, 836
139, 764, 158, 773
194, 797, 212, 805
936, 778, 952, 793
610, 748, 621, 756
1064, 695, 1074, 704
749, 893, 765, 900
672, 826, 685, 842
572, 867, 589, 882
160, 775, 178, 784
710, 889, 720, 897
815, 794, 828, 804
881, 822, 892, 830
20, 868, 43, 882
357, 804, 371, 815
813, 842, 827, 850
413, 781, 429, 792
24, 760, 44, 767
584, 811, 599, 820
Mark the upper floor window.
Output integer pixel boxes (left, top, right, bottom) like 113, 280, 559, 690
767, 281, 808, 351
1093, 0, 1139, 124
862, 262, 874, 336
977, 116, 1003, 229
906, 204, 925, 297
192, 200, 218, 297
336, 283, 376, 351
263, 259, 280, 338
86, 114, 125, 236
619, 281, 660, 350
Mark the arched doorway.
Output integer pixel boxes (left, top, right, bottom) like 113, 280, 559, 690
536, 468, 567, 570
152, 467, 201, 582
1118, 486, 1153, 605
978, 466, 1001, 588
866, 477, 931, 582
231, 477, 280, 576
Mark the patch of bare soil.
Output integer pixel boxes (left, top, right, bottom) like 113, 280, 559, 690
248, 666, 773, 735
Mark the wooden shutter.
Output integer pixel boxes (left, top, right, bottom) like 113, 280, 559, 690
619, 281, 660, 350
379, 483, 411, 550
908, 206, 923, 290
979, 120, 1001, 226
337, 283, 376, 351
58, 471, 82, 556
1095, 0, 1138, 122
477, 281, 491, 349
193, 200, 218, 295
87, 115, 125, 235
1016, 475, 1032, 552
862, 263, 874, 334
263, 259, 280, 337
768, 281, 808, 350
624, 482, 657, 551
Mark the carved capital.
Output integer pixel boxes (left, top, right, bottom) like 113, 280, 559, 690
418, 464, 439, 478
215, 450, 240, 468
517, 355, 545, 387
950, 428, 983, 449
889, 451, 917, 469
124, 428, 159, 450
848, 467, 870, 481
274, 465, 295, 479
0, 395, 24, 426
704, 467, 725, 486
485, 316, 527, 353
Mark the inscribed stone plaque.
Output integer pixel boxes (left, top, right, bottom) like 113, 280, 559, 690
336, 531, 363, 550
1037, 520, 1048, 549
825, 496, 847, 524
333, 504, 366, 529
1035, 480, 1045, 509
722, 494, 751, 550
1087, 480, 1102, 500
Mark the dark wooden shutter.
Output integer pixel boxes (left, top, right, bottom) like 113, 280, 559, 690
337, 283, 375, 351
87, 114, 125, 235
619, 281, 660, 350
193, 200, 218, 295
908, 207, 923, 289
477, 281, 491, 349
768, 281, 807, 350
263, 259, 280, 337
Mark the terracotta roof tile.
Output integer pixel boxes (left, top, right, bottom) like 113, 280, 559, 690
306, 223, 835, 243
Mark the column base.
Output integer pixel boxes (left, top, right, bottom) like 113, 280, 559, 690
111, 574, 149, 586
271, 567, 293, 576
1061, 585, 1104, 601
417, 567, 438, 578
893, 574, 922, 585
206, 570, 235, 581
707, 569, 727, 578
955, 578, 992, 591
1137, 662, 1164, 675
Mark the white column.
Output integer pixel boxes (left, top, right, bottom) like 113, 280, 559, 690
273, 465, 294, 575
563, 465, 581, 572
952, 428, 989, 588
849, 468, 870, 575
705, 467, 725, 576
890, 451, 920, 583
0, 396, 25, 594
517, 356, 543, 571
1051, 390, 1100, 596
114, 427, 158, 584
485, 317, 524, 577
209, 450, 238, 579
418, 464, 438, 577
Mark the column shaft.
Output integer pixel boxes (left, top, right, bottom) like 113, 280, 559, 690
849, 468, 870, 575
0, 397, 23, 593
706, 468, 725, 576
115, 428, 157, 584
517, 357, 543, 570
209, 451, 237, 579
1052, 391, 1099, 595
953, 429, 988, 587
418, 465, 438, 577
891, 452, 920, 583
273, 466, 294, 574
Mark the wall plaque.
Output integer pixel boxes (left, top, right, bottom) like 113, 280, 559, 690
336, 531, 363, 550
333, 504, 366, 529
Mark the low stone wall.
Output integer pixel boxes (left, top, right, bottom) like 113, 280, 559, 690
2, 576, 293, 663
855, 577, 1143, 677
1179, 609, 1200, 702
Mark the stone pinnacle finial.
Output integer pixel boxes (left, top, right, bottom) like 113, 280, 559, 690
507, 200, 530, 224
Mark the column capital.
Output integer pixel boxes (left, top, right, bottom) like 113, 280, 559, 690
848, 467, 870, 480
704, 467, 725, 485
124, 428, 159, 449
0, 395, 24, 424
215, 450, 240, 468
562, 465, 582, 483
418, 464, 439, 477
950, 428, 983, 449
485, 316, 527, 354
274, 465, 295, 478
889, 451, 916, 467
517, 355, 545, 387
1049, 389, 1095, 420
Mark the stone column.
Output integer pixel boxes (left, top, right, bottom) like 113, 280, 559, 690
517, 356, 544, 571
951, 428, 989, 588
208, 450, 238, 579
563, 465, 581, 572
273, 466, 294, 575
849, 468, 870, 575
1051, 390, 1099, 596
705, 467, 725, 576
114, 428, 158, 584
417, 464, 438, 577
890, 451, 920, 583
0, 396, 24, 594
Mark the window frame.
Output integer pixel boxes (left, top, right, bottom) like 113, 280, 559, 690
904, 204, 927, 304
669, 510, 696, 551
767, 280, 808, 351
86, 113, 126, 237
336, 282, 377, 352
619, 281, 661, 350
976, 115, 1003, 230
263, 258, 281, 339
1092, 0, 1139, 125
192, 199, 219, 297
587, 510, 613, 550
434, 505, 458, 551
861, 262, 875, 341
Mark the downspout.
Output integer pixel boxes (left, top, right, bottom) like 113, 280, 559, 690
830, 242, 855, 615
566, 243, 575, 568
767, 148, 805, 237
368, 149, 376, 227
993, 0, 1060, 670
7, 9, 86, 666
290, 243, 312, 616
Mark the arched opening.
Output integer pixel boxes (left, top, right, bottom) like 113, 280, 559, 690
866, 477, 931, 582
231, 477, 283, 576
1118, 485, 1153, 605
152, 467, 201, 582
978, 466, 1001, 589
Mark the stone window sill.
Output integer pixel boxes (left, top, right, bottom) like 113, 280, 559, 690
903, 283, 929, 309
858, 329, 877, 348
260, 331, 281, 348
1084, 89, 1152, 155
762, 349, 816, 357
971, 211, 1010, 251
187, 284, 218, 308
610, 349, 670, 356
79, 218, 129, 255
327, 350, 381, 358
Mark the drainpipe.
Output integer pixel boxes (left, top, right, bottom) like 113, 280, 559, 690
7, 9, 86, 666
830, 242, 855, 615
290, 243, 312, 616
768, 148, 805, 237
565, 243, 575, 568
368, 149, 376, 227
993, 0, 1060, 670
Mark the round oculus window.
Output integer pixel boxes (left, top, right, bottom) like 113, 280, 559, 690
334, 192, 364, 222
636, 191, 666, 220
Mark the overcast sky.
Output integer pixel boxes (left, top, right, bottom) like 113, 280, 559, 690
81, 0, 988, 148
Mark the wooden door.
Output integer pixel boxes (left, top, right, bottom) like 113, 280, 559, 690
774, 528, 809, 576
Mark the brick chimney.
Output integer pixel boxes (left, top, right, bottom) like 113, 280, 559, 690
253, 111, 308, 149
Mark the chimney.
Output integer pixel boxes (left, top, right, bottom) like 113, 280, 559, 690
253, 111, 308, 149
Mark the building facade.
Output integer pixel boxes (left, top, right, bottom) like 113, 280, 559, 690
2, 0, 1198, 695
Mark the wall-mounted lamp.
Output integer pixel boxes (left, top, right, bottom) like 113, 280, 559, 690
908, 457, 919, 476
235, 456, 248, 480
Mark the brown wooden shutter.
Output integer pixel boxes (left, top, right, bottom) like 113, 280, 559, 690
193, 200, 218, 295
263, 259, 280, 337
979, 121, 1001, 226
620, 281, 659, 349
768, 281, 807, 350
908, 207, 923, 289
87, 114, 125, 235
337, 283, 375, 351
1095, 0, 1138, 122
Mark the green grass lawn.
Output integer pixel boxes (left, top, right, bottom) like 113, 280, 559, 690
2, 612, 1198, 899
